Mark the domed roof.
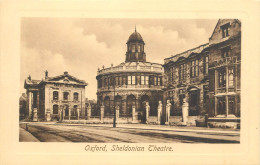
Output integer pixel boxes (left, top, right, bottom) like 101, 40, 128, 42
127, 28, 144, 43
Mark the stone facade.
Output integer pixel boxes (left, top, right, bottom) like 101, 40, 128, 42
96, 29, 164, 124
24, 71, 87, 121
163, 19, 241, 128
207, 19, 241, 128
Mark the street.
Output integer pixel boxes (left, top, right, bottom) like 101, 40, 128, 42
19, 122, 240, 143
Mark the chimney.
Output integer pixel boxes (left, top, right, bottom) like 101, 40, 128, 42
45, 70, 48, 80
64, 71, 68, 75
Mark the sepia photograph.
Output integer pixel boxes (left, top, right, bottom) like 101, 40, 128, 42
19, 18, 241, 143
1, 0, 259, 164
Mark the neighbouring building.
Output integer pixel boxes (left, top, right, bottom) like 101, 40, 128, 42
163, 43, 210, 125
96, 28, 164, 124
207, 19, 241, 128
24, 71, 87, 121
19, 93, 27, 120
163, 19, 241, 128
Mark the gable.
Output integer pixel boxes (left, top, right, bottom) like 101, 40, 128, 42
209, 19, 241, 45
48, 74, 86, 85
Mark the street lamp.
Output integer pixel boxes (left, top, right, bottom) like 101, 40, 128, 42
113, 77, 116, 128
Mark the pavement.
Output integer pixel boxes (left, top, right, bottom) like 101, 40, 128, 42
19, 127, 39, 142
53, 122, 240, 134
19, 122, 240, 143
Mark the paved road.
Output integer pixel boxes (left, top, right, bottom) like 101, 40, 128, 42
19, 123, 240, 143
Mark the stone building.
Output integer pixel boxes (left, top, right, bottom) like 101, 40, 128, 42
19, 93, 27, 120
207, 19, 241, 128
24, 71, 87, 121
163, 43, 210, 125
96, 28, 164, 124
163, 19, 241, 128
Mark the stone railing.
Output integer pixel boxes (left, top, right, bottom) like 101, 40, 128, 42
213, 56, 239, 68
97, 64, 163, 75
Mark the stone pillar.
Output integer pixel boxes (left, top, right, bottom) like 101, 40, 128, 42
59, 109, 62, 121
182, 98, 189, 125
132, 105, 136, 123
87, 105, 91, 120
77, 108, 80, 120
68, 108, 71, 120
33, 108, 38, 121
28, 91, 33, 119
116, 106, 120, 120
145, 102, 150, 124
166, 100, 171, 125
157, 101, 162, 124
100, 105, 104, 123
62, 108, 65, 121
46, 109, 51, 121
37, 91, 40, 117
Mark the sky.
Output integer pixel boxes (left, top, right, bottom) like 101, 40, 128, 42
20, 18, 218, 100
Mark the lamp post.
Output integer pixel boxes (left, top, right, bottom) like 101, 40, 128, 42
113, 77, 116, 128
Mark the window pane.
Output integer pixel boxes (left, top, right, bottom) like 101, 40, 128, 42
132, 76, 136, 85
128, 76, 131, 85
141, 76, 144, 85
145, 76, 149, 85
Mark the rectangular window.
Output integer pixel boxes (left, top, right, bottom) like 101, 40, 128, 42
104, 78, 107, 87
221, 23, 230, 38
217, 97, 226, 115
119, 76, 122, 86
154, 77, 157, 85
158, 77, 161, 86
132, 76, 136, 85
127, 76, 131, 85
179, 64, 185, 81
141, 76, 145, 85
128, 75, 136, 85
221, 47, 230, 58
191, 59, 199, 77
145, 76, 149, 85
217, 68, 226, 93
204, 56, 209, 75
228, 67, 234, 87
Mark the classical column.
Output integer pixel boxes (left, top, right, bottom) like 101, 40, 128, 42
157, 101, 162, 124
87, 105, 91, 120
62, 108, 65, 121
166, 100, 171, 125
145, 102, 150, 124
37, 91, 40, 117
132, 105, 136, 123
100, 105, 104, 123
182, 98, 189, 125
28, 91, 33, 119
77, 108, 80, 120
33, 108, 38, 121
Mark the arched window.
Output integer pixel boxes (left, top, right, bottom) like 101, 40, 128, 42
126, 95, 136, 115
104, 96, 111, 115
72, 105, 77, 116
228, 68, 234, 87
73, 92, 79, 101
63, 92, 69, 100
53, 105, 59, 114
115, 95, 123, 115
53, 91, 59, 100
132, 45, 135, 52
